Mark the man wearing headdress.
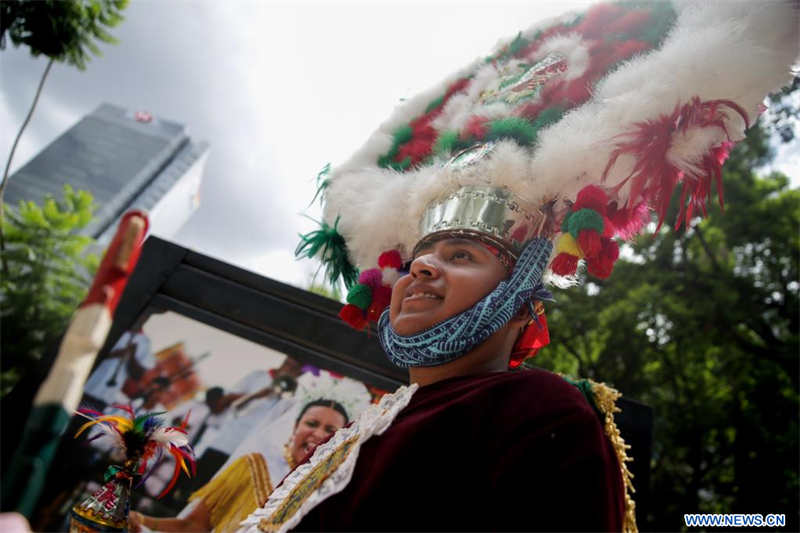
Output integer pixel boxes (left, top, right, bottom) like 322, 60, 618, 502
241, 2, 797, 532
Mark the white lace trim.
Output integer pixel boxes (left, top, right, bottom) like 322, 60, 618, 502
236, 383, 418, 533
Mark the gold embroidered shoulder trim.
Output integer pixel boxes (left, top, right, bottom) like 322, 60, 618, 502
258, 436, 359, 532
586, 379, 637, 533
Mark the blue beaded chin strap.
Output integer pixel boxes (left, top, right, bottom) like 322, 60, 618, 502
378, 238, 554, 368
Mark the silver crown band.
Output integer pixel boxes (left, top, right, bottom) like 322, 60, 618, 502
415, 185, 541, 261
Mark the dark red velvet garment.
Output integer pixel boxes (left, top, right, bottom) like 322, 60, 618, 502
293, 369, 625, 532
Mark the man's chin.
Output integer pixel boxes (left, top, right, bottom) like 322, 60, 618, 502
390, 314, 440, 336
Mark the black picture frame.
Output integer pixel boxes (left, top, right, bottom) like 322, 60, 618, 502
95, 236, 653, 522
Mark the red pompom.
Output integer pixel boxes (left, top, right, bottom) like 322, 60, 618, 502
573, 185, 609, 215
578, 229, 602, 259
586, 258, 612, 279
550, 253, 579, 276
378, 250, 403, 269
366, 301, 383, 322
586, 238, 620, 279
602, 237, 620, 262
601, 215, 615, 238
339, 304, 368, 330
371, 285, 392, 311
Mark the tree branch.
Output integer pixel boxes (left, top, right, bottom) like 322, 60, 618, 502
0, 57, 55, 277
693, 224, 722, 273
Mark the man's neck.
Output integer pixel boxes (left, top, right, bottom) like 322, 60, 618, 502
407, 330, 511, 387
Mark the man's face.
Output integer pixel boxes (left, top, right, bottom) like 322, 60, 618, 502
389, 237, 508, 336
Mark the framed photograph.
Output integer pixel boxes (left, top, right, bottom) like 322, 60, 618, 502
31, 237, 651, 530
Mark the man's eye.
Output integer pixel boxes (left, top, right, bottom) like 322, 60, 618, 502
305, 420, 319, 428
451, 250, 472, 261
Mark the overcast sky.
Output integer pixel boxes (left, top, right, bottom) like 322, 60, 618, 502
1, 1, 797, 288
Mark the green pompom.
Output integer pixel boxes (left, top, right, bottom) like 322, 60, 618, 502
346, 283, 372, 310
295, 216, 360, 288
567, 208, 604, 238
487, 117, 537, 146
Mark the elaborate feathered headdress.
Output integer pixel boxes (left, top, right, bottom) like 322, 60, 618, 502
297, 1, 797, 332
74, 404, 196, 498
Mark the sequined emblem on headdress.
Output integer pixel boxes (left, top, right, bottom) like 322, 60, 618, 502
480, 52, 568, 105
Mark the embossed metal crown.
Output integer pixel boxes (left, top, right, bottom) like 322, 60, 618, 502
415, 185, 541, 260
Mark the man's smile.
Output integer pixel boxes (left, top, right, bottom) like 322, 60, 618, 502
402, 284, 444, 310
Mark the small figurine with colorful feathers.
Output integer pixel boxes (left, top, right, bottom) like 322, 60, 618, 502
69, 405, 195, 533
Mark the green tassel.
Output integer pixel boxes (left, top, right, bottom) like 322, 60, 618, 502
309, 163, 331, 207
295, 217, 359, 289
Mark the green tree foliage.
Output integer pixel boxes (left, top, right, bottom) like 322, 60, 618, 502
530, 119, 799, 529
0, 0, 128, 69
0, 186, 98, 397
0, 0, 130, 275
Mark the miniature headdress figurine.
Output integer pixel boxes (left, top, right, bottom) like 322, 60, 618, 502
69, 405, 196, 532
297, 1, 798, 359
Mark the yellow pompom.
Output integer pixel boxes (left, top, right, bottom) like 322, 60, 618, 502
555, 233, 583, 258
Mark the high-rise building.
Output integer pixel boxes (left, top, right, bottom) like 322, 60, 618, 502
5, 103, 208, 243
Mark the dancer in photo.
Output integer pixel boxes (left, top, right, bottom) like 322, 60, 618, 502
129, 372, 370, 533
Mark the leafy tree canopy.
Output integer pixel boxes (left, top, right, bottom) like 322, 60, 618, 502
0, 0, 129, 69
528, 115, 798, 530
0, 186, 98, 397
